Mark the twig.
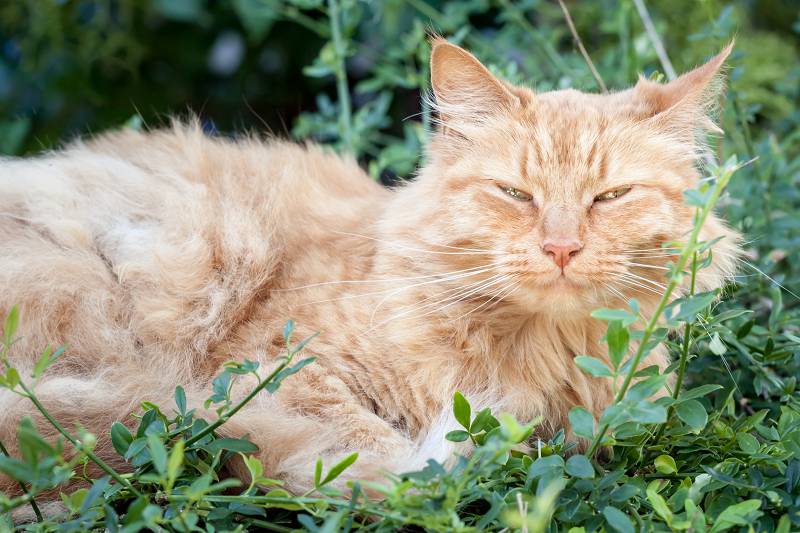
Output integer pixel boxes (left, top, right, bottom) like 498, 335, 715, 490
632, 0, 677, 80
497, 0, 572, 77
0, 436, 43, 521
184, 359, 291, 447
327, 0, 355, 154
555, 0, 607, 93
17, 381, 144, 497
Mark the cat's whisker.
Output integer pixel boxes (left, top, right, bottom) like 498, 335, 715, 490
388, 275, 512, 327
610, 276, 662, 297
294, 264, 504, 307
277, 262, 503, 292
601, 280, 636, 303
362, 274, 512, 334
448, 279, 520, 324
369, 272, 508, 326
734, 257, 800, 301
607, 272, 663, 294
620, 271, 669, 291
388, 273, 502, 314
331, 230, 507, 256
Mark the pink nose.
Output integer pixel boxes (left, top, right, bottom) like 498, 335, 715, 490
543, 240, 583, 269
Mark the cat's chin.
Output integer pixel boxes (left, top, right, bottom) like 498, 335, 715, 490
510, 275, 601, 318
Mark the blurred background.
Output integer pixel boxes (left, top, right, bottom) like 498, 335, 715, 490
0, 0, 799, 410
0, 1, 797, 177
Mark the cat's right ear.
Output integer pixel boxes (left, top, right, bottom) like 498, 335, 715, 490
429, 38, 519, 132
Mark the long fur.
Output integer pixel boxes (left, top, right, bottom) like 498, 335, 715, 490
0, 42, 740, 498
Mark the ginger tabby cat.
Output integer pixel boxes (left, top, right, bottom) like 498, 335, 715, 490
0, 39, 740, 493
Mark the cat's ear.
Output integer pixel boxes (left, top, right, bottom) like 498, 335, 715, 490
429, 38, 520, 131
633, 42, 733, 135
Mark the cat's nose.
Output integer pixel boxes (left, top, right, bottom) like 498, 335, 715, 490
543, 240, 583, 269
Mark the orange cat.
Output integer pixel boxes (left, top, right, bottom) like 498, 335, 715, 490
0, 39, 739, 494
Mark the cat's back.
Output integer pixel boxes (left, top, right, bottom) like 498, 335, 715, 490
0, 123, 387, 369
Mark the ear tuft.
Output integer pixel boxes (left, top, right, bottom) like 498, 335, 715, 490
429, 39, 519, 130
634, 42, 734, 136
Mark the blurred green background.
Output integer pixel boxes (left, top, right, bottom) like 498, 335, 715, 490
1, 0, 798, 180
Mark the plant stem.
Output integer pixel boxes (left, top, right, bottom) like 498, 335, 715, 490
649, 252, 699, 448
327, 0, 354, 154
282, 6, 331, 37
586, 163, 737, 457
17, 381, 143, 497
496, 0, 572, 77
632, 0, 676, 80
555, 0, 608, 92
0, 436, 42, 521
184, 360, 290, 447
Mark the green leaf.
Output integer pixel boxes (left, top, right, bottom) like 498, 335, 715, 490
628, 400, 667, 424
676, 399, 708, 431
201, 438, 259, 455
591, 308, 637, 326
453, 391, 471, 430
574, 356, 613, 378
606, 320, 630, 369
166, 440, 185, 489
147, 434, 168, 477
445, 430, 470, 442
320, 452, 358, 486
470, 408, 498, 433
174, 386, 187, 415
3, 305, 19, 344
603, 506, 634, 533
666, 291, 717, 323
654, 454, 677, 474
709, 499, 763, 533
736, 433, 760, 454
568, 407, 595, 439
709, 333, 726, 355
528, 455, 564, 480
33, 345, 53, 379
5, 368, 19, 389
110, 422, 134, 456
647, 486, 673, 524
566, 455, 594, 479
265, 357, 316, 393
314, 457, 323, 487
681, 384, 723, 400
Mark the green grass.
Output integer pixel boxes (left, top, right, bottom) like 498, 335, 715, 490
1, 1, 800, 531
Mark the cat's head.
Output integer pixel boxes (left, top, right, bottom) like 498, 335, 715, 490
388, 39, 740, 318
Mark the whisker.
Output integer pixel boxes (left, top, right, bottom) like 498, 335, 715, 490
277, 262, 503, 292
369, 273, 508, 326
735, 258, 800, 301
294, 264, 502, 307
363, 275, 512, 334
449, 280, 520, 323
621, 271, 669, 291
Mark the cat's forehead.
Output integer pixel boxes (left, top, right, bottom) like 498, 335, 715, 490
473, 90, 643, 193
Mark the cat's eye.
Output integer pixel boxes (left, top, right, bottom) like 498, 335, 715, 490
499, 186, 533, 202
594, 186, 632, 202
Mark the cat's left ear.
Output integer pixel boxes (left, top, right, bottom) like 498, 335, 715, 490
633, 42, 733, 135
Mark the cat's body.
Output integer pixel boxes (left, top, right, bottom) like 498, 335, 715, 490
0, 40, 739, 494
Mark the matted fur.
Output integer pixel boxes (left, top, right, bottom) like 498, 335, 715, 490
0, 41, 740, 495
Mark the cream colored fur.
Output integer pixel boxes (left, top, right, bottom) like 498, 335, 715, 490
0, 41, 740, 496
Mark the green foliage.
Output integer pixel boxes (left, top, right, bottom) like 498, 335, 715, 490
1, 0, 799, 531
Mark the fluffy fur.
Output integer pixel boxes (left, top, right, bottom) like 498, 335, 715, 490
0, 41, 740, 495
